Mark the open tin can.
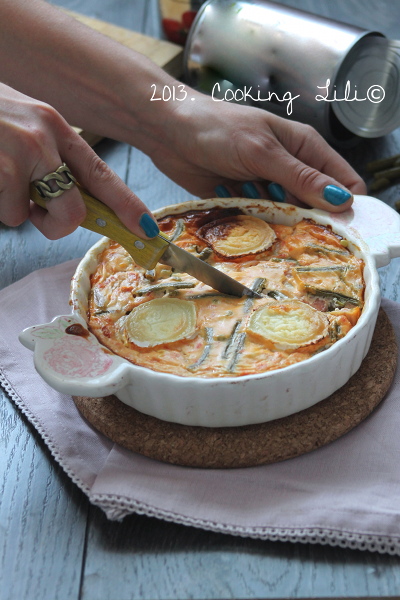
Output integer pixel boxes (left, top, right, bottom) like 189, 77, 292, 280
184, 0, 400, 144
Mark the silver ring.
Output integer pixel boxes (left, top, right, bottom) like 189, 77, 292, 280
33, 163, 77, 199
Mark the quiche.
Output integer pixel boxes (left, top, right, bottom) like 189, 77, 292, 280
87, 207, 365, 378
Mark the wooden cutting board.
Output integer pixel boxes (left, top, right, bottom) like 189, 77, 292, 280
65, 10, 184, 146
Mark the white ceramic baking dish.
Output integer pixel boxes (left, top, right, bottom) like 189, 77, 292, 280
19, 196, 400, 427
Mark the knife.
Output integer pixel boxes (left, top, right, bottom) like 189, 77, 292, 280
29, 182, 262, 298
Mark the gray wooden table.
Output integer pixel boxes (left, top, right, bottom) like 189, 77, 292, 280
1, 1, 400, 599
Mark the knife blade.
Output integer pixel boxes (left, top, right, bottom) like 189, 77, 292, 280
157, 235, 261, 297
29, 182, 262, 298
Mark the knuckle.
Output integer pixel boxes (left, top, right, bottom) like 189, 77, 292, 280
238, 128, 280, 153
48, 195, 87, 237
85, 155, 138, 216
24, 125, 49, 154
0, 151, 18, 180
12, 119, 52, 157
292, 163, 321, 191
296, 122, 321, 143
87, 155, 113, 184
35, 101, 63, 127
292, 124, 323, 156
116, 190, 138, 214
23, 103, 66, 155
236, 130, 281, 171
299, 123, 318, 138
64, 200, 87, 228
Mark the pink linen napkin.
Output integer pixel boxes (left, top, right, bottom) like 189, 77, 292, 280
1, 259, 400, 555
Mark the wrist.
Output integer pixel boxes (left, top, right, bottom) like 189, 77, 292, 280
130, 82, 213, 164
113, 56, 185, 155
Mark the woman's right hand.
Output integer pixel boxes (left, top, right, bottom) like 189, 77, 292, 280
148, 90, 367, 211
0, 82, 159, 240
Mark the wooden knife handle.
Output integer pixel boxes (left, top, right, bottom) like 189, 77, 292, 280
29, 181, 168, 270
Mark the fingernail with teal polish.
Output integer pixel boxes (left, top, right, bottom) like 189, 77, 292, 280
242, 182, 260, 199
215, 185, 231, 198
323, 185, 352, 206
268, 182, 286, 202
139, 213, 159, 238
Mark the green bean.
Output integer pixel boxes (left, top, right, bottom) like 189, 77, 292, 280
373, 166, 400, 180
186, 292, 226, 300
244, 277, 266, 313
295, 266, 349, 272
306, 244, 349, 256
366, 154, 400, 173
266, 290, 290, 300
369, 178, 391, 193
222, 320, 242, 359
197, 247, 213, 261
305, 287, 361, 309
227, 332, 247, 372
169, 219, 185, 242
188, 327, 213, 370
144, 268, 156, 281
329, 320, 342, 342
135, 281, 195, 295
270, 257, 298, 263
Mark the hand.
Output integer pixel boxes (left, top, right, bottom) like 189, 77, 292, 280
0, 1, 365, 216
149, 92, 367, 211
0, 83, 159, 240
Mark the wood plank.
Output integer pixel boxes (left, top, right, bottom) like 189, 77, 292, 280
0, 391, 89, 600
52, 0, 147, 31
143, 0, 164, 40
81, 510, 400, 600
64, 10, 183, 77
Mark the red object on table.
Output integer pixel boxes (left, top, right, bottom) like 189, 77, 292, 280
162, 10, 197, 45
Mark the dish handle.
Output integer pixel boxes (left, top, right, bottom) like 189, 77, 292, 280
19, 314, 129, 397
329, 195, 400, 268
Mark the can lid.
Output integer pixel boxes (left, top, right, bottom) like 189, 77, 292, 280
333, 35, 400, 138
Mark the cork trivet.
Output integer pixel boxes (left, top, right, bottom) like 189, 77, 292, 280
73, 309, 397, 469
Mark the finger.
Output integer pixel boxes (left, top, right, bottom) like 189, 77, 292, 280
262, 182, 307, 207
287, 125, 367, 196
265, 122, 366, 210
29, 161, 87, 239
240, 181, 285, 203
215, 180, 285, 202
255, 142, 357, 212
0, 152, 31, 226
60, 135, 159, 238
213, 179, 315, 215
0, 154, 85, 236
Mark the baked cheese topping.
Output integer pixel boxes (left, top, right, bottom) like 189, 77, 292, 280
88, 208, 364, 378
